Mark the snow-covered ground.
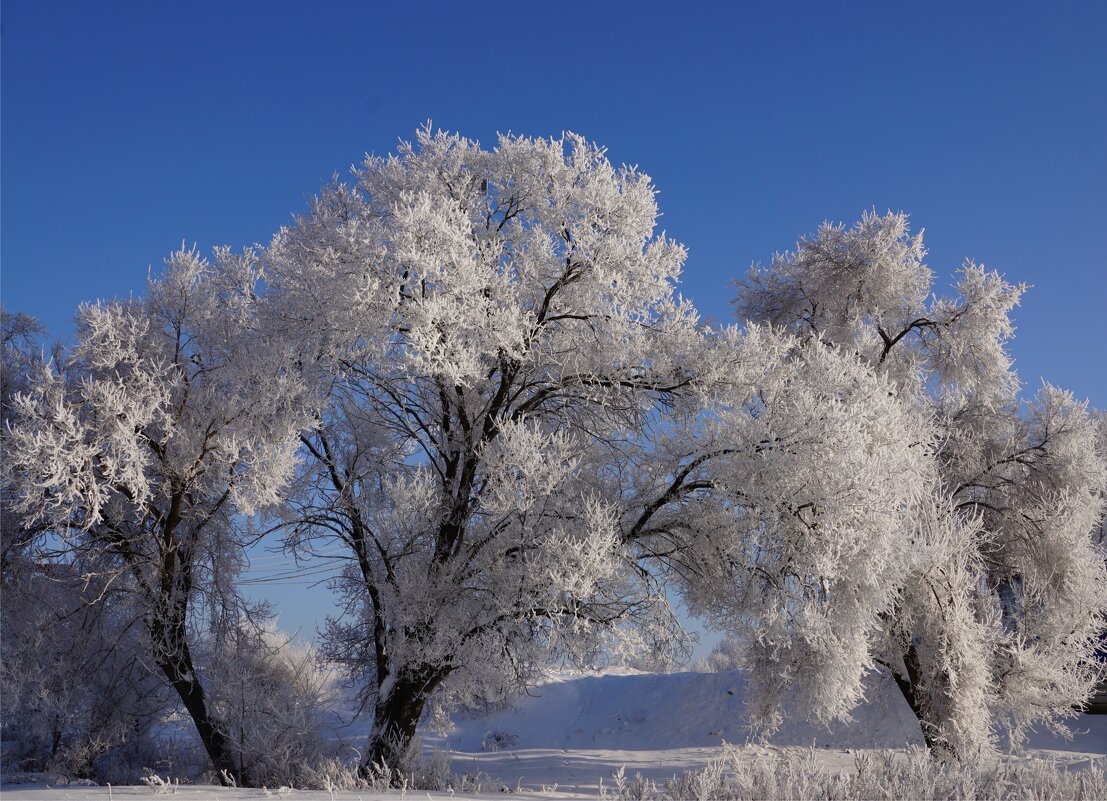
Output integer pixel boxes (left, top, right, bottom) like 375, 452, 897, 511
434, 668, 1107, 794
4, 668, 1106, 799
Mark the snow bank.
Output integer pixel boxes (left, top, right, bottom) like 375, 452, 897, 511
442, 668, 925, 753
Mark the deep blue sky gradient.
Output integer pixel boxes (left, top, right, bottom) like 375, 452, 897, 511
3, 0, 1105, 650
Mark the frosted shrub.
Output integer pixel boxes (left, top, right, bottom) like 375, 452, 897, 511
694, 635, 743, 673
299, 747, 483, 794
203, 625, 337, 787
140, 772, 179, 795
412, 748, 455, 791
480, 730, 519, 752
0, 562, 169, 783
600, 746, 1107, 801
299, 756, 388, 793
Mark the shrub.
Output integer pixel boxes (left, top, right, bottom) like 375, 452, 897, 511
601, 745, 1107, 801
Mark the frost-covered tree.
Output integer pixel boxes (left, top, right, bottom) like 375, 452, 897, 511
3, 313, 171, 783
263, 128, 933, 773
731, 212, 1107, 757
1, 309, 57, 574
6, 251, 312, 785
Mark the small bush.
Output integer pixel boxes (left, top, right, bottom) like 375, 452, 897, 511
480, 730, 519, 752
202, 625, 337, 787
298, 747, 489, 794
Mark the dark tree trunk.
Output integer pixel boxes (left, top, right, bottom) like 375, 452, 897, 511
138, 505, 246, 787
886, 644, 951, 759
361, 668, 444, 784
151, 615, 244, 786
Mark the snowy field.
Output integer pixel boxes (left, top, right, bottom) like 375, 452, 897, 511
4, 669, 1105, 799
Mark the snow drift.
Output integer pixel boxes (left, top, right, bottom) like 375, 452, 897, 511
440, 668, 926, 753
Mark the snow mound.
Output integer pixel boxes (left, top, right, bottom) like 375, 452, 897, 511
443, 669, 925, 753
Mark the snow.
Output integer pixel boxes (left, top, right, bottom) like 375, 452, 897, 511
439, 669, 924, 752
434, 669, 1106, 793
8, 668, 1102, 800
0, 786, 514, 800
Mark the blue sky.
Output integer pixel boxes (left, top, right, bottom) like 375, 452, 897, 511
3, 1, 1105, 652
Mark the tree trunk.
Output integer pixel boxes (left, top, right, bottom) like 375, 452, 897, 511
886, 644, 952, 759
361, 668, 443, 784
152, 617, 244, 786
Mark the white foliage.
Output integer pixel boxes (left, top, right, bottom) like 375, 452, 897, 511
5, 247, 316, 784
732, 211, 1107, 756
266, 129, 940, 769
8, 247, 310, 534
677, 330, 936, 729
271, 129, 705, 744
10, 125, 1097, 777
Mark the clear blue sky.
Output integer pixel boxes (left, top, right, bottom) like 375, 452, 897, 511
3, 0, 1105, 652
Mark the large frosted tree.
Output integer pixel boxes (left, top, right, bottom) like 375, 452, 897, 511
730, 212, 1107, 757
6, 251, 312, 785
263, 128, 933, 772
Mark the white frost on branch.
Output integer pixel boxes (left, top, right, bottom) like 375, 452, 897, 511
263, 128, 942, 769
732, 211, 1107, 756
